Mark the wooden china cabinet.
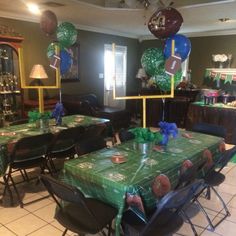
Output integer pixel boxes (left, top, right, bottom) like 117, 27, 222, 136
0, 26, 24, 121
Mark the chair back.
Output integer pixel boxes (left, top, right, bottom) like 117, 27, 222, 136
9, 133, 54, 162
216, 145, 236, 172
118, 129, 135, 142
141, 180, 204, 236
192, 123, 226, 138
40, 174, 85, 208
49, 126, 85, 153
40, 174, 103, 230
175, 160, 207, 189
9, 119, 28, 126
76, 124, 107, 155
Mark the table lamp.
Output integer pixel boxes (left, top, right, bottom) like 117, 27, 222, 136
18, 45, 61, 115
136, 68, 147, 88
29, 64, 48, 113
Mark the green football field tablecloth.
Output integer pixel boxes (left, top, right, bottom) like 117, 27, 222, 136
0, 115, 109, 176
61, 131, 224, 236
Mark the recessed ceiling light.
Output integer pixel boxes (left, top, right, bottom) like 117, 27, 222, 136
218, 18, 230, 22
27, 3, 41, 15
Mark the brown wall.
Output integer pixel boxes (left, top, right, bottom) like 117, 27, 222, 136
61, 30, 140, 104
0, 17, 140, 104
190, 35, 236, 94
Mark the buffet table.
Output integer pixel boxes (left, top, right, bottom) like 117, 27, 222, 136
61, 131, 224, 235
186, 101, 236, 144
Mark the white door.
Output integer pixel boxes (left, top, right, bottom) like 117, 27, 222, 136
104, 44, 127, 109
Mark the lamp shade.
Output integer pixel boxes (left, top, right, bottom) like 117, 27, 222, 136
29, 64, 48, 79
136, 68, 147, 79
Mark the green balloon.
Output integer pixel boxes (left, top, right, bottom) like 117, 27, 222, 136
56, 22, 77, 48
141, 48, 164, 77
153, 66, 182, 92
47, 42, 59, 58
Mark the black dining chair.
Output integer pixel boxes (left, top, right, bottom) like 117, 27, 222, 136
47, 126, 85, 172
6, 133, 54, 207
191, 122, 226, 138
118, 128, 135, 143
195, 145, 236, 229
40, 174, 118, 236
9, 119, 28, 126
174, 160, 212, 235
121, 179, 204, 236
76, 124, 107, 156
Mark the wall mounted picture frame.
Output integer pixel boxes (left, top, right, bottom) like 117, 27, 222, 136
61, 43, 80, 82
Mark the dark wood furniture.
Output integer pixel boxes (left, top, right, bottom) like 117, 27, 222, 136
136, 89, 200, 128
0, 34, 24, 120
62, 93, 131, 131
186, 102, 236, 144
23, 99, 58, 116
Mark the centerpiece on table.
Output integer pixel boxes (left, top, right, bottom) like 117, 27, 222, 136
158, 121, 178, 146
28, 110, 52, 131
51, 102, 65, 126
129, 127, 162, 155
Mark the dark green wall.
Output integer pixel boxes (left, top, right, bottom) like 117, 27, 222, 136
0, 17, 140, 104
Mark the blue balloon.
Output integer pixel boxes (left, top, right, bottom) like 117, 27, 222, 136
164, 34, 191, 61
60, 50, 72, 75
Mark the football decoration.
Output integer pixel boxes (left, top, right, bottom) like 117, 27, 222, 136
152, 174, 171, 197
148, 7, 183, 39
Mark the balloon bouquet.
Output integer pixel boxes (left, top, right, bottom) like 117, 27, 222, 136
141, 6, 191, 120
40, 10, 78, 125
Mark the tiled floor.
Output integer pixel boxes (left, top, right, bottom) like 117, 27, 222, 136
1, 160, 236, 235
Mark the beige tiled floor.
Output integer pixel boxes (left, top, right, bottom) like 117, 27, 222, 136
1, 162, 236, 236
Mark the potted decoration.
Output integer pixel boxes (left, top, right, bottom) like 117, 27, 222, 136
28, 110, 51, 131
130, 127, 162, 155
158, 121, 178, 146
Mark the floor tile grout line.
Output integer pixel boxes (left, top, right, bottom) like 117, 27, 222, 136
1, 224, 19, 236
2, 212, 31, 226
25, 222, 51, 236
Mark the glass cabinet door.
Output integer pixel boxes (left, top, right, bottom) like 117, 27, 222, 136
0, 43, 22, 120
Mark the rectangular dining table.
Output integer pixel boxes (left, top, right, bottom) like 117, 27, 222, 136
61, 130, 224, 236
0, 115, 110, 177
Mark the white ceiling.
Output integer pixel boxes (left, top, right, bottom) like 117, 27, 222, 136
0, 0, 236, 40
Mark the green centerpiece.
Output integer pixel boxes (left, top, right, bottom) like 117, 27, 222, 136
129, 127, 162, 155
28, 110, 51, 131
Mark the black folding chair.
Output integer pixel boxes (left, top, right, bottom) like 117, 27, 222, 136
47, 126, 85, 172
76, 124, 107, 156
40, 174, 118, 236
195, 145, 236, 229
9, 119, 28, 126
122, 180, 204, 236
6, 133, 54, 207
118, 128, 135, 143
192, 123, 226, 138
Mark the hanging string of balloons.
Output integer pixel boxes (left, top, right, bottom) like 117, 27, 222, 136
141, 6, 191, 92
40, 10, 78, 76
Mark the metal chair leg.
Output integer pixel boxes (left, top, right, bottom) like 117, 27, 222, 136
9, 173, 23, 208
211, 186, 230, 216
62, 228, 68, 236
3, 175, 13, 206
195, 199, 214, 230
181, 210, 198, 236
